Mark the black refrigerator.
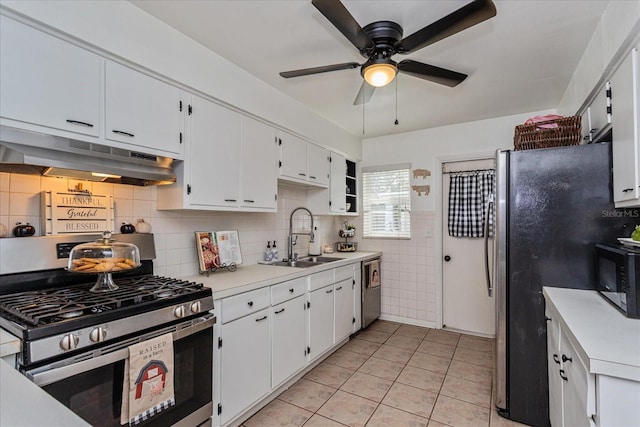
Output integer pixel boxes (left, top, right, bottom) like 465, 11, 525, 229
492, 142, 631, 427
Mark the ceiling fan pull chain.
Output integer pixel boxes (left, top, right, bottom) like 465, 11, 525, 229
362, 89, 365, 135
394, 77, 399, 126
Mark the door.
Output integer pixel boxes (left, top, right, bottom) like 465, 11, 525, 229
240, 116, 278, 209
308, 284, 334, 360
334, 278, 354, 342
271, 295, 306, 388
442, 158, 495, 335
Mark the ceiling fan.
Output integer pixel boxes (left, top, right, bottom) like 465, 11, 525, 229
279, 0, 497, 105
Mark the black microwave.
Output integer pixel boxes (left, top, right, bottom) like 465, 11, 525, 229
595, 244, 640, 318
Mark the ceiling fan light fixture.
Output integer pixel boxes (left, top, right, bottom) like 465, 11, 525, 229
362, 60, 397, 88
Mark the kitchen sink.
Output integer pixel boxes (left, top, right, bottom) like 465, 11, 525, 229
271, 256, 342, 268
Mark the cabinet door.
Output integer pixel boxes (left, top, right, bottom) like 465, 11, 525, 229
271, 295, 307, 388
280, 132, 307, 180
612, 49, 639, 204
307, 144, 330, 187
589, 84, 610, 141
105, 61, 183, 157
353, 266, 362, 332
334, 278, 354, 342
0, 16, 100, 137
220, 308, 270, 425
559, 329, 592, 427
546, 307, 564, 427
188, 96, 241, 208
308, 285, 334, 360
240, 117, 278, 209
330, 152, 347, 213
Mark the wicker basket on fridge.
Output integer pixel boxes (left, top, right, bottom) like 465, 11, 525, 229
513, 115, 582, 151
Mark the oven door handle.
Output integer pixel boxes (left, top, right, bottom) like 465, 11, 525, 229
27, 315, 215, 387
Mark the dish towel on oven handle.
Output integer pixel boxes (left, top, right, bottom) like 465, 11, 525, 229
121, 332, 175, 425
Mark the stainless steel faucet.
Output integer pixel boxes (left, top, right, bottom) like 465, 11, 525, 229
287, 207, 315, 261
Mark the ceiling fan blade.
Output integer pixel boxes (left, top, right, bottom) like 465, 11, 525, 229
279, 62, 360, 78
353, 82, 376, 105
312, 0, 374, 51
396, 0, 496, 54
398, 60, 467, 87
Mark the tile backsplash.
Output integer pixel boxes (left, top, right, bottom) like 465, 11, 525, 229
0, 173, 343, 277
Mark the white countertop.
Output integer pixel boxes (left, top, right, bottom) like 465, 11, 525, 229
0, 359, 90, 427
182, 251, 381, 300
543, 287, 640, 381
0, 329, 20, 358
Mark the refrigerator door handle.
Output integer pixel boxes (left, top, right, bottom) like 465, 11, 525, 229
484, 194, 494, 297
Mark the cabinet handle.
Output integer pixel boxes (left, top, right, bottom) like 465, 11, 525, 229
66, 119, 94, 128
224, 199, 237, 202
255, 315, 267, 322
299, 173, 306, 177
247, 301, 253, 307
244, 200, 255, 203
562, 354, 572, 363
289, 288, 294, 293
336, 286, 342, 291
326, 289, 333, 294
559, 369, 568, 381
622, 188, 634, 193
112, 130, 135, 137
309, 175, 317, 179
275, 308, 285, 314
553, 354, 560, 364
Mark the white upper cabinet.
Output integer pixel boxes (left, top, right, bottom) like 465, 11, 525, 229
188, 95, 241, 208
279, 132, 308, 181
279, 132, 329, 188
330, 152, 348, 213
157, 96, 278, 212
307, 143, 330, 187
612, 48, 639, 206
240, 117, 278, 210
0, 16, 101, 137
105, 61, 184, 158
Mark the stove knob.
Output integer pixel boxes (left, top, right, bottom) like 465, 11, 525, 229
90, 326, 107, 343
60, 333, 79, 351
190, 301, 202, 313
174, 305, 186, 318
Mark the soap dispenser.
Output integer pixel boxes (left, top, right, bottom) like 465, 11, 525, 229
264, 241, 273, 262
271, 240, 278, 261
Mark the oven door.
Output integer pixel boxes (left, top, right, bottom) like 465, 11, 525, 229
23, 315, 214, 427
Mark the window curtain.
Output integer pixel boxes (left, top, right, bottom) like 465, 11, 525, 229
448, 170, 495, 237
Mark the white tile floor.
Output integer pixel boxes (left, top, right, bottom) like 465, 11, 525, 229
242, 320, 530, 427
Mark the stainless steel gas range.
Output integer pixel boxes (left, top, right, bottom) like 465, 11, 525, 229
0, 234, 215, 427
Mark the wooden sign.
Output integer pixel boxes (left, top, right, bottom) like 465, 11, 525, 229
41, 191, 114, 235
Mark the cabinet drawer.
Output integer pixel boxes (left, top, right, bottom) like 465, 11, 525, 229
221, 287, 270, 323
309, 269, 334, 291
335, 265, 353, 282
271, 276, 307, 306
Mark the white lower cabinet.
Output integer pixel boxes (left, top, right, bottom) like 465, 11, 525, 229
215, 261, 366, 426
271, 295, 307, 388
334, 278, 354, 343
308, 284, 335, 361
546, 305, 595, 427
544, 290, 640, 427
353, 264, 362, 332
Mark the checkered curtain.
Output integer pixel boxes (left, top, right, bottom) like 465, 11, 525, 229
448, 171, 495, 237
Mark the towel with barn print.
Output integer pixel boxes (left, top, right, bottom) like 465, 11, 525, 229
121, 333, 175, 425
448, 171, 494, 237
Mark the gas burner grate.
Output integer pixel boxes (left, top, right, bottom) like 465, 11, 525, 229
0, 275, 204, 327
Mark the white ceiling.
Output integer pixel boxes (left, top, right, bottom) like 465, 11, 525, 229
130, 0, 608, 139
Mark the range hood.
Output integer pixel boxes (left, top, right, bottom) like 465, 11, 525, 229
0, 126, 176, 186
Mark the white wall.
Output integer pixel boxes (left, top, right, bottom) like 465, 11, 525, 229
0, 0, 361, 159
358, 109, 555, 327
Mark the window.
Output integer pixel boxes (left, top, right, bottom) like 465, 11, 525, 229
362, 164, 411, 238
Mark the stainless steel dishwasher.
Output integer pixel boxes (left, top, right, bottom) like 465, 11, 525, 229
362, 257, 381, 328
